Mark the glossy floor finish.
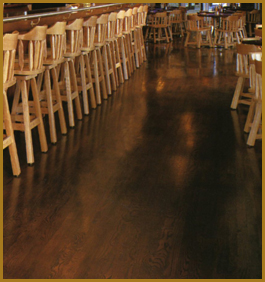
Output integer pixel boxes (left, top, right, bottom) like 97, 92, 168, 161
3, 39, 262, 279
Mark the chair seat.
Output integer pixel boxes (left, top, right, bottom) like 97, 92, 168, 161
63, 51, 81, 58
14, 66, 45, 76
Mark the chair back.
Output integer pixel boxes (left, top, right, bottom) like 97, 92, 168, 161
187, 15, 204, 30
65, 18, 83, 57
14, 25, 47, 75
106, 12, 117, 41
94, 14, 108, 46
132, 7, 138, 28
137, 5, 144, 27
220, 16, 239, 32
123, 9, 132, 33
169, 9, 182, 24
116, 10, 125, 37
143, 5, 149, 26
149, 12, 168, 28
3, 32, 18, 89
236, 43, 261, 75
247, 10, 261, 23
44, 21, 66, 65
82, 16, 97, 51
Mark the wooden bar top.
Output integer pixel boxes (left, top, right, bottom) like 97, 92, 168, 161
3, 3, 137, 34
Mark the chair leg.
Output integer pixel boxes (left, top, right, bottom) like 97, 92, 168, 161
231, 77, 245, 109
3, 90, 21, 176
92, 49, 102, 105
83, 53, 97, 109
244, 99, 256, 133
120, 36, 129, 80
78, 54, 90, 115
44, 69, 57, 144
247, 103, 262, 146
106, 43, 117, 92
97, 48, 108, 100
51, 67, 67, 135
30, 77, 48, 153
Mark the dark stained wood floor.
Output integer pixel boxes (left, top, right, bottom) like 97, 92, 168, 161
3, 38, 262, 279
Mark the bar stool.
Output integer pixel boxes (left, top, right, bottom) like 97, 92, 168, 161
92, 14, 109, 99
168, 9, 185, 37
37, 21, 67, 144
58, 18, 83, 128
104, 12, 117, 93
124, 9, 136, 73
230, 43, 261, 109
245, 59, 262, 146
106, 12, 124, 87
138, 5, 147, 62
3, 32, 21, 176
131, 7, 142, 68
185, 15, 212, 48
77, 16, 97, 111
116, 10, 131, 80
11, 26, 48, 165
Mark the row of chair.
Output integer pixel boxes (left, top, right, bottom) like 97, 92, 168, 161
3, 5, 148, 176
230, 43, 262, 146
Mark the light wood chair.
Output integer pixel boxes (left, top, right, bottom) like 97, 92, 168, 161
116, 10, 131, 80
107, 12, 124, 86
74, 17, 97, 115
81, 16, 103, 105
3, 32, 21, 176
12, 26, 48, 165
74, 16, 97, 112
138, 5, 147, 63
234, 11, 247, 38
245, 59, 262, 146
124, 9, 136, 73
131, 7, 142, 68
37, 21, 67, 144
168, 9, 185, 37
148, 12, 170, 43
230, 43, 261, 109
104, 12, 117, 93
185, 15, 212, 48
214, 16, 240, 49
246, 10, 261, 37
93, 14, 110, 98
57, 19, 83, 128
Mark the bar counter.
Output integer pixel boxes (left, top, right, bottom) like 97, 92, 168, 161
3, 3, 137, 33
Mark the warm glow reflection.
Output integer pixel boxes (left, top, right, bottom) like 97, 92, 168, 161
156, 78, 165, 92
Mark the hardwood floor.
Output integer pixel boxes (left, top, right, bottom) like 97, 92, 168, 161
3, 39, 262, 279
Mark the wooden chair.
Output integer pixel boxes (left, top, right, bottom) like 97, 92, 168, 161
12, 26, 48, 165
76, 16, 98, 111
234, 11, 247, 38
138, 5, 147, 63
245, 59, 262, 146
123, 9, 136, 73
185, 15, 212, 48
81, 16, 102, 105
107, 12, 124, 86
131, 7, 142, 68
246, 10, 261, 37
116, 10, 131, 80
230, 43, 261, 109
214, 16, 240, 49
168, 9, 185, 37
37, 21, 67, 144
58, 18, 83, 127
3, 32, 21, 176
104, 12, 117, 92
148, 12, 170, 44
92, 14, 109, 99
